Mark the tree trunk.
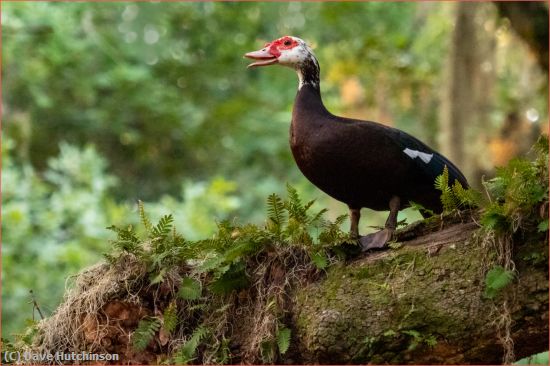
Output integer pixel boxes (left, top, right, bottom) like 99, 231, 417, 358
291, 214, 548, 364
494, 1, 549, 73
439, 2, 479, 181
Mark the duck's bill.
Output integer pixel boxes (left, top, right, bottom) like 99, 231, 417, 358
244, 49, 278, 68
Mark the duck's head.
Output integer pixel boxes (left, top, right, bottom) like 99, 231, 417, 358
244, 36, 315, 69
245, 36, 320, 89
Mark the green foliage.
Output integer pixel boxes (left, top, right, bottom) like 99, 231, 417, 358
481, 135, 549, 234
267, 193, 287, 236
309, 251, 329, 270
432, 135, 549, 240
260, 339, 277, 364
3, 2, 466, 204
214, 337, 232, 365
151, 215, 174, 241
435, 166, 480, 212
537, 219, 549, 232
105, 225, 143, 258
259, 324, 292, 364
484, 265, 515, 299
172, 326, 209, 365
132, 317, 162, 351
4, 319, 40, 357
178, 277, 202, 300
383, 328, 438, 350
94, 186, 348, 362
4, 1, 546, 344
480, 203, 509, 232
423, 334, 438, 347
521, 252, 547, 266
434, 166, 456, 211
181, 184, 349, 294
401, 329, 422, 350
208, 262, 250, 295
138, 200, 153, 233
318, 214, 351, 245
162, 301, 178, 334
107, 203, 203, 287
408, 201, 436, 217
2, 140, 121, 340
276, 326, 292, 355
515, 351, 549, 365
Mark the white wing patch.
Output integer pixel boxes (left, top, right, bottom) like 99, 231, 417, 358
403, 148, 433, 164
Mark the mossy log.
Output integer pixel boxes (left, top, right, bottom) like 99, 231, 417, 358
290, 213, 548, 364
26, 212, 547, 365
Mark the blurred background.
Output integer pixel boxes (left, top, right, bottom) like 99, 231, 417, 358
2, 2, 547, 340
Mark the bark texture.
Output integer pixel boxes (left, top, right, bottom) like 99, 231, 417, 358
290, 214, 548, 364
439, 2, 478, 176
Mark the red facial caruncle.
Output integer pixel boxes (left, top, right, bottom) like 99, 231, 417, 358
266, 36, 299, 57
244, 36, 299, 68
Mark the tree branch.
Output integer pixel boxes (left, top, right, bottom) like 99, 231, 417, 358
293, 213, 548, 364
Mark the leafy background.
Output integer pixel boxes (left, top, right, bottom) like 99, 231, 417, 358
2, 2, 547, 340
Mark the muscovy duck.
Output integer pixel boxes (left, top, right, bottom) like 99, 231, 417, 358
245, 36, 468, 250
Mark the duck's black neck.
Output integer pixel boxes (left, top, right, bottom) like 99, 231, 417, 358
296, 56, 320, 91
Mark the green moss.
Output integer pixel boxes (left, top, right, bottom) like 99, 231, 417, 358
294, 227, 497, 363
355, 267, 371, 279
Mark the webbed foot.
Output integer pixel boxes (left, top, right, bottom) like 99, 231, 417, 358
359, 228, 394, 251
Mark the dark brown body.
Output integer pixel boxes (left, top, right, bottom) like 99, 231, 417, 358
290, 85, 467, 213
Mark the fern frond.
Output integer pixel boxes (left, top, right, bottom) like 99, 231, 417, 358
102, 252, 118, 265
408, 201, 435, 217
178, 277, 202, 300
132, 317, 161, 351
435, 166, 460, 212
152, 214, 174, 239
334, 214, 349, 226
434, 165, 449, 191
285, 184, 308, 223
260, 339, 277, 364
304, 199, 316, 212
267, 193, 286, 230
149, 267, 167, 285
215, 337, 232, 364
309, 251, 328, 269
106, 225, 144, 256
533, 134, 549, 156
221, 239, 262, 263
309, 208, 328, 226
484, 265, 515, 299
285, 183, 302, 208
287, 226, 313, 246
113, 239, 142, 254
317, 214, 349, 246
276, 326, 291, 355
173, 326, 209, 364
209, 262, 249, 294
138, 200, 153, 233
452, 180, 482, 207
107, 224, 139, 244
163, 301, 178, 334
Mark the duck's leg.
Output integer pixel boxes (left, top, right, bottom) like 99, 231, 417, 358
360, 196, 401, 251
349, 207, 361, 239
385, 195, 401, 232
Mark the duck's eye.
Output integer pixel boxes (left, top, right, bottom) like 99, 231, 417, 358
284, 40, 292, 46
